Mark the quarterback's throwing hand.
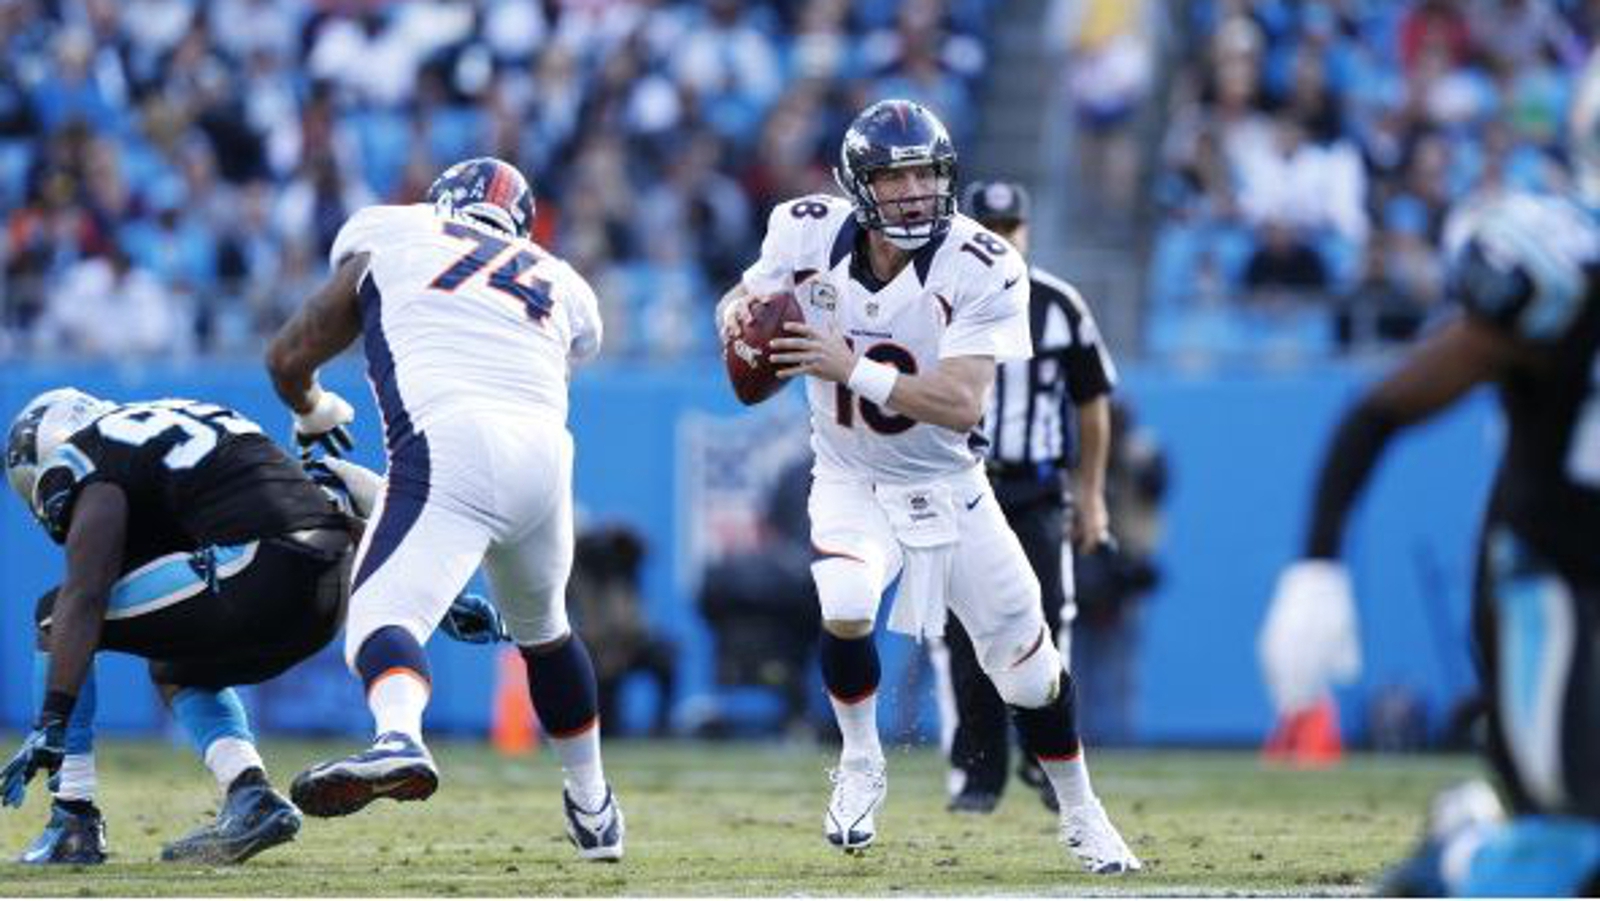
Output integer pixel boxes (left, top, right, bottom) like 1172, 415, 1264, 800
771, 321, 855, 383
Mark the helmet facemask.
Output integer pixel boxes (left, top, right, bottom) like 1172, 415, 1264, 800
840, 159, 956, 250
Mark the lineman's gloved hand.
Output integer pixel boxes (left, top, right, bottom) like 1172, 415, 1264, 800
441, 593, 512, 645
293, 388, 355, 459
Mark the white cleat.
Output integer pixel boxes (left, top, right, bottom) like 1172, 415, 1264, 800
563, 785, 625, 862
824, 759, 886, 852
1061, 796, 1142, 875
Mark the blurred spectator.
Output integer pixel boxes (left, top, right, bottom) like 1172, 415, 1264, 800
569, 524, 678, 737
1053, 0, 1156, 222
1147, 0, 1600, 358
0, 0, 1002, 360
1335, 196, 1441, 349
32, 243, 191, 357
1244, 219, 1328, 296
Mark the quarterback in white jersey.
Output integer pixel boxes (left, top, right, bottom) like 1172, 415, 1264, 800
719, 100, 1138, 873
265, 157, 623, 861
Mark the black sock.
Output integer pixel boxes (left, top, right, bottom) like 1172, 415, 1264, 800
55, 797, 97, 816
1009, 669, 1082, 760
819, 631, 880, 702
228, 767, 269, 794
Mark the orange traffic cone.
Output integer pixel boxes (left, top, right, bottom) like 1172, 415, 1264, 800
1262, 695, 1344, 768
491, 645, 539, 756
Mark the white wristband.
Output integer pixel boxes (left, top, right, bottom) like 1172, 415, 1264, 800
847, 358, 899, 406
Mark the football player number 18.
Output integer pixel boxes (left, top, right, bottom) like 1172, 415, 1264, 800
836, 341, 918, 435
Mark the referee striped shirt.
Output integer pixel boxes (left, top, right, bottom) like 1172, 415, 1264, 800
982, 266, 1117, 472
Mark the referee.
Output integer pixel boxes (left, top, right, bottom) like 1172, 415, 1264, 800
941, 180, 1119, 814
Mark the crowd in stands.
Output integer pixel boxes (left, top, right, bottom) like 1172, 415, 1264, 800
1149, 0, 1600, 357
0, 0, 997, 361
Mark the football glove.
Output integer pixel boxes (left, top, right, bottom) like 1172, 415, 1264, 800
1258, 559, 1362, 715
440, 593, 512, 645
293, 389, 355, 460
310, 457, 384, 520
1, 715, 66, 809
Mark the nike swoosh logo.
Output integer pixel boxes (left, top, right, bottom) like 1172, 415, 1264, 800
1003, 276, 1021, 290
964, 495, 983, 511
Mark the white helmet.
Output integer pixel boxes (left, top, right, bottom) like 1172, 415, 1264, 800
1569, 48, 1600, 207
5, 388, 113, 509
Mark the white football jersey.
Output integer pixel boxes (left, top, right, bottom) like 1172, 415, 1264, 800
742, 194, 1031, 483
330, 204, 602, 431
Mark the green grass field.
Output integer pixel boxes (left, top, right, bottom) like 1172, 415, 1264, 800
0, 738, 1476, 897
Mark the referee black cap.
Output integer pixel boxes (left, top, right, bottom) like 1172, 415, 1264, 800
963, 180, 1030, 226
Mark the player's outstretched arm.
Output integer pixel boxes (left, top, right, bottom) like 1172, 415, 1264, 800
43, 482, 125, 724
1304, 316, 1516, 560
1, 484, 123, 807
1260, 316, 1518, 715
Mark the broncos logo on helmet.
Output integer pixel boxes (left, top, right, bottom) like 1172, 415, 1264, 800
833, 100, 958, 250
426, 157, 535, 239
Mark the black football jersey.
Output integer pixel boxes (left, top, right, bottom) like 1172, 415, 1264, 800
30, 399, 343, 566
1449, 193, 1600, 582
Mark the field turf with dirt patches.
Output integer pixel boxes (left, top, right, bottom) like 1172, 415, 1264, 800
0, 738, 1476, 896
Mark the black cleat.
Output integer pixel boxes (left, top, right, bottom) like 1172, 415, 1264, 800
290, 732, 438, 818
161, 775, 302, 865
19, 800, 108, 865
947, 788, 1001, 814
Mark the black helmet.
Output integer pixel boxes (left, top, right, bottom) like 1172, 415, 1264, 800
833, 100, 957, 250
426, 157, 535, 238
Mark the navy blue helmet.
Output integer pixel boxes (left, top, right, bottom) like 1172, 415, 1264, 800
426, 157, 535, 239
833, 100, 957, 250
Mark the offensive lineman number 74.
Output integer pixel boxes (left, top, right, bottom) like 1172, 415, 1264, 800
430, 221, 555, 322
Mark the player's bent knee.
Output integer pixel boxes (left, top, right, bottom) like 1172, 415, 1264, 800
501, 595, 570, 648
812, 557, 881, 625
823, 618, 874, 640
988, 640, 1063, 709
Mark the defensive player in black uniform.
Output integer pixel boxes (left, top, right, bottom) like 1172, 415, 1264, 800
1, 388, 507, 866
1259, 187, 1600, 894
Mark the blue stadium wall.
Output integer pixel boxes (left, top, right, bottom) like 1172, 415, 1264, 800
0, 360, 1495, 746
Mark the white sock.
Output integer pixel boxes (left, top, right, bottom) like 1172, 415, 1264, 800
53, 753, 96, 802
549, 726, 606, 810
204, 737, 265, 793
830, 693, 884, 767
369, 670, 429, 742
1040, 753, 1094, 811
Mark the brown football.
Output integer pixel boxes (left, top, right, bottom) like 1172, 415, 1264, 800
723, 290, 804, 405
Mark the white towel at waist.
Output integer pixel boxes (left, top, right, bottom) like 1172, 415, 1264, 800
873, 481, 959, 642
